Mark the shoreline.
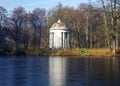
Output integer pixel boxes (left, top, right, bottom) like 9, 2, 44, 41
0, 48, 118, 57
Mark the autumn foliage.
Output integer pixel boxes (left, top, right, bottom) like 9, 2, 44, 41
0, 1, 120, 55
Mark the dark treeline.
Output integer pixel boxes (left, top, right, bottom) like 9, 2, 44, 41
0, 0, 120, 54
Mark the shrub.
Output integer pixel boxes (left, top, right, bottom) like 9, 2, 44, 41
78, 48, 87, 55
116, 48, 120, 56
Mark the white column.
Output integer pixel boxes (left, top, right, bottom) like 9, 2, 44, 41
49, 32, 52, 48
67, 32, 69, 47
63, 32, 65, 48
52, 32, 54, 48
49, 32, 54, 48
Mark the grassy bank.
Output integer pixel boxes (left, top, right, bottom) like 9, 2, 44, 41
53, 48, 120, 56
49, 48, 114, 56
0, 47, 118, 56
81, 48, 113, 56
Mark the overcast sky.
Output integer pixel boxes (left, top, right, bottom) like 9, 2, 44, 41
0, 0, 90, 13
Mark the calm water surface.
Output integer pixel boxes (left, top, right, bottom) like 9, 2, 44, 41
0, 56, 120, 86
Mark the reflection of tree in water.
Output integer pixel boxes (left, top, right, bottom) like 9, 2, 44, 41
11, 57, 49, 86
0, 56, 119, 86
86, 57, 120, 86
66, 58, 88, 86
29, 57, 49, 86
12, 57, 28, 86
66, 57, 120, 86
104, 57, 120, 86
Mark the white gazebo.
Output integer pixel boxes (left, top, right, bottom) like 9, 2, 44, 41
49, 19, 70, 49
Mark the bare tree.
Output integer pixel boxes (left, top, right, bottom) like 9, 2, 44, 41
12, 7, 26, 50
101, 0, 118, 53
32, 8, 46, 48
0, 6, 7, 27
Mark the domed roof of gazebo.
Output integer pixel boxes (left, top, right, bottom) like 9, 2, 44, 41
50, 19, 68, 30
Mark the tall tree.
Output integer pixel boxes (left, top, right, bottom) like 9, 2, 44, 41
101, 0, 118, 53
12, 7, 26, 50
0, 6, 7, 47
0, 6, 7, 27
32, 8, 46, 48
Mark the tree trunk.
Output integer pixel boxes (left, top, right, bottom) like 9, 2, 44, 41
102, 0, 110, 48
77, 27, 81, 48
110, 0, 117, 53
101, 0, 117, 54
110, 40, 116, 53
90, 31, 92, 48
38, 26, 41, 48
116, 32, 118, 49
85, 13, 89, 48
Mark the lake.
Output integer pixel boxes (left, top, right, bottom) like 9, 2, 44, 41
0, 56, 120, 86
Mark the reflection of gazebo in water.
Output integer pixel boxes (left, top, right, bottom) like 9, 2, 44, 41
49, 56, 66, 86
49, 19, 70, 49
